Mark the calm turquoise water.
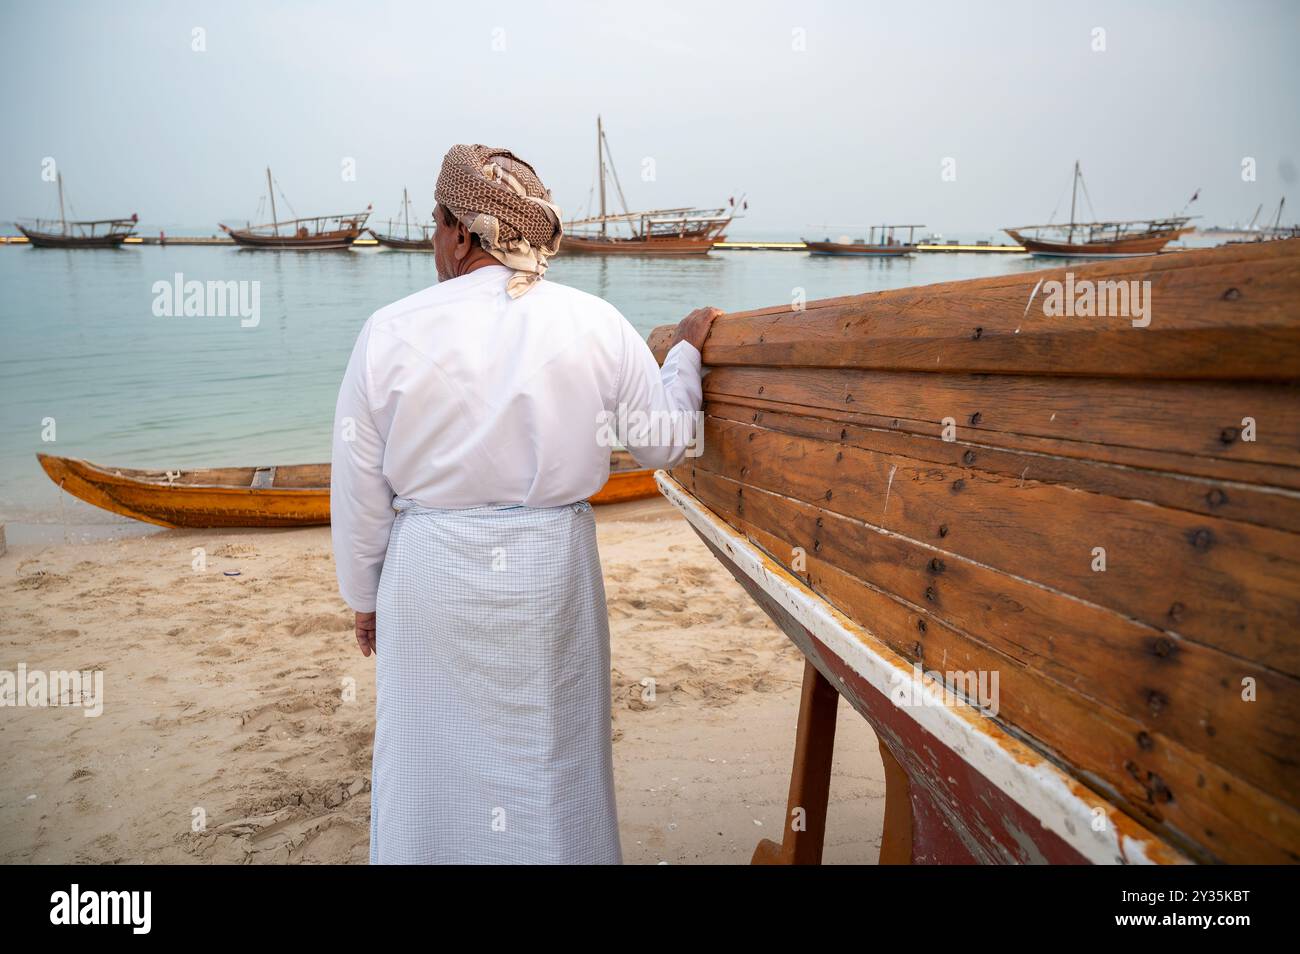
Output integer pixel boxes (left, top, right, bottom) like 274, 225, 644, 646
0, 243, 1077, 532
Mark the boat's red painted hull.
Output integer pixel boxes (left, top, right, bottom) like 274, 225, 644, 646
562, 234, 719, 255
225, 228, 362, 250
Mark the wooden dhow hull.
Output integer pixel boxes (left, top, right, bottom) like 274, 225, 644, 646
37, 452, 657, 529
367, 229, 434, 251
1004, 227, 1192, 258
224, 227, 362, 250
804, 240, 916, 257
15, 224, 131, 248
562, 234, 720, 255
649, 239, 1300, 864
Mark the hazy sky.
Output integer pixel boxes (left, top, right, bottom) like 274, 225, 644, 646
2, 0, 1297, 235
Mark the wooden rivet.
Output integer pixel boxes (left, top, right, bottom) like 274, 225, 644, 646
757, 385, 765, 394
1222, 287, 1241, 301
972, 327, 983, 340
1168, 602, 1185, 623
1147, 691, 1167, 716
916, 618, 927, 633
840, 428, 847, 441
815, 517, 823, 528
938, 525, 949, 537
925, 586, 937, 603
836, 451, 843, 462
739, 466, 747, 478
1136, 731, 1153, 751
1206, 488, 1228, 508
913, 641, 924, 658
928, 558, 945, 574
1219, 427, 1238, 445
813, 539, 821, 552
825, 490, 833, 501
845, 394, 854, 403
1206, 724, 1217, 738
747, 432, 755, 441
1189, 528, 1214, 551
1153, 637, 1174, 658
969, 412, 982, 425
951, 478, 966, 492
962, 450, 976, 466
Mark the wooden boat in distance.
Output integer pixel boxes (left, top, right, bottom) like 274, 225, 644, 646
219, 167, 370, 249
37, 451, 657, 529
561, 116, 738, 255
804, 224, 925, 257
648, 238, 1300, 864
1004, 161, 1194, 257
368, 187, 435, 250
14, 172, 137, 248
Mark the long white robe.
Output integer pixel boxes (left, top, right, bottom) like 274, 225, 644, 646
330, 266, 704, 864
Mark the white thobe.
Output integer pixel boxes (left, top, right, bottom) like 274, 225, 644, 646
330, 264, 703, 613
329, 265, 705, 864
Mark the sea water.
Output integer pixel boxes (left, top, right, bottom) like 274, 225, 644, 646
0, 240, 1166, 535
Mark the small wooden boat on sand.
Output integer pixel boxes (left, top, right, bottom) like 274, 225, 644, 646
37, 451, 656, 529
649, 238, 1300, 865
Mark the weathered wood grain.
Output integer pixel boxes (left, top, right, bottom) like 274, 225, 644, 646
677, 464, 1300, 804
691, 415, 1300, 674
650, 239, 1300, 379
681, 467, 1300, 863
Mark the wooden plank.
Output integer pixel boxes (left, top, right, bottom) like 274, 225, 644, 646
649, 239, 1300, 379
681, 468, 1300, 863
708, 398, 1300, 534
691, 415, 1300, 675
679, 464, 1300, 809
702, 367, 1300, 473
705, 392, 1300, 491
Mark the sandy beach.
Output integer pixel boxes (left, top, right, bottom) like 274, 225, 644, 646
0, 498, 883, 864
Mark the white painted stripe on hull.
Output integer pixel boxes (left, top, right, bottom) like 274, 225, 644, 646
655, 471, 1186, 865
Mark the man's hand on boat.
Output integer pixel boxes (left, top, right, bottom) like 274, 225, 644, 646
671, 306, 724, 352
355, 611, 377, 657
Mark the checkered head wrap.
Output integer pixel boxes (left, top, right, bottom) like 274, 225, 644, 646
435, 144, 563, 298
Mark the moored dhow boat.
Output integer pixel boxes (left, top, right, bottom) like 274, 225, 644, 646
804, 224, 925, 257
649, 238, 1300, 864
368, 187, 435, 250
14, 172, 137, 248
220, 167, 371, 249
1004, 161, 1195, 257
562, 116, 738, 255
37, 451, 656, 529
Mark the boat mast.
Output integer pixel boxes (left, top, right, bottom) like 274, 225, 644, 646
597, 115, 607, 238
1068, 160, 1080, 244
1272, 197, 1286, 234
403, 187, 410, 240
267, 167, 279, 236
57, 172, 67, 235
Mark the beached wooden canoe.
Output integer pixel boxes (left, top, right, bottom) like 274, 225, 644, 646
36, 451, 657, 529
649, 237, 1300, 864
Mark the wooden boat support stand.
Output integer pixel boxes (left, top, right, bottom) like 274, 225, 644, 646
649, 238, 1300, 865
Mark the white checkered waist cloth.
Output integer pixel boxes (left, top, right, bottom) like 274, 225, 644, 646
370, 497, 621, 864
